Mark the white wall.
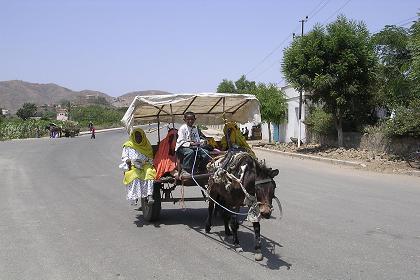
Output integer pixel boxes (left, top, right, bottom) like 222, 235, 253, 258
280, 85, 306, 143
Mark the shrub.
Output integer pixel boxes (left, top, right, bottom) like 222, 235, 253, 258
385, 98, 420, 137
0, 119, 50, 140
305, 107, 336, 135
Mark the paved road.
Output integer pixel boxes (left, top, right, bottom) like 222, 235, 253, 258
1, 130, 419, 280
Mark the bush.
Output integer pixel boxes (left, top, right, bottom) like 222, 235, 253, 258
70, 105, 125, 129
0, 119, 50, 140
305, 107, 336, 135
385, 98, 420, 137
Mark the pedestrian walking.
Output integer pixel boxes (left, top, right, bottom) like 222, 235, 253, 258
91, 126, 96, 139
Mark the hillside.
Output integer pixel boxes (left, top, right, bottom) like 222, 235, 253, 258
0, 80, 175, 113
0, 80, 113, 113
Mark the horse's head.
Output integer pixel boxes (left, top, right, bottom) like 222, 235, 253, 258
255, 165, 279, 219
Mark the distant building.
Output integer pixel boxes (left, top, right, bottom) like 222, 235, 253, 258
56, 108, 68, 121
1, 109, 10, 116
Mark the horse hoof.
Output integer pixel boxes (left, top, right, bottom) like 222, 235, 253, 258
205, 225, 211, 233
254, 253, 263, 261
235, 246, 243, 252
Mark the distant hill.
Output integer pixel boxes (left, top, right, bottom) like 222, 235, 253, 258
113, 90, 173, 107
0, 80, 113, 113
0, 80, 173, 113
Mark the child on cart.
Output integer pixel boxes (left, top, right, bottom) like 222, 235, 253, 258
175, 111, 211, 176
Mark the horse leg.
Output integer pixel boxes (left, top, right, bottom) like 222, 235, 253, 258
253, 222, 263, 261
230, 212, 242, 252
222, 207, 232, 236
205, 200, 214, 233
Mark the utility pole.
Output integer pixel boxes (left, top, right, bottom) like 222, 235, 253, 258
297, 16, 308, 148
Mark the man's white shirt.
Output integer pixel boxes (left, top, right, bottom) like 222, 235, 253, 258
175, 124, 201, 151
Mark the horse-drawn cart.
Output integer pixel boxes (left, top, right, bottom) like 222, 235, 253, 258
121, 93, 262, 221
121, 93, 281, 261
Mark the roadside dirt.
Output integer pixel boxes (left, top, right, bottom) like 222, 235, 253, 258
252, 142, 419, 175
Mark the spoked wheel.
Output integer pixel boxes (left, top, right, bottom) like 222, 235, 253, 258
141, 183, 162, 222
407, 152, 420, 169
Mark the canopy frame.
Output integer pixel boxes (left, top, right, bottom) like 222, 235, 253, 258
121, 93, 261, 133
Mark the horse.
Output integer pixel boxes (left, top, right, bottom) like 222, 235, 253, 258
205, 150, 279, 261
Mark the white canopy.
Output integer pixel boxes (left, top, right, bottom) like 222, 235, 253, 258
121, 92, 261, 130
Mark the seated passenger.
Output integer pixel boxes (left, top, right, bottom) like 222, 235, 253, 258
153, 128, 177, 180
119, 127, 156, 205
175, 111, 211, 175
220, 121, 255, 156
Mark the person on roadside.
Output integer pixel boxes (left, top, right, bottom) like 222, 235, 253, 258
119, 127, 157, 206
175, 111, 210, 175
244, 127, 249, 140
91, 126, 96, 139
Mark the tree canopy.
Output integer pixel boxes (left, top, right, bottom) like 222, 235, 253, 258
372, 25, 413, 110
408, 17, 420, 95
282, 15, 377, 146
216, 79, 236, 93
16, 103, 38, 120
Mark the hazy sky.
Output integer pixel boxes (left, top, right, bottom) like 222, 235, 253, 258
1, 0, 418, 96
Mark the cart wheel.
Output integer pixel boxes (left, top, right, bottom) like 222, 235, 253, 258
141, 183, 162, 222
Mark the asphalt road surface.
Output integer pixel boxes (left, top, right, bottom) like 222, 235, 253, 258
1, 130, 419, 280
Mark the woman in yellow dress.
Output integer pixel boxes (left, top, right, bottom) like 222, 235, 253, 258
220, 121, 255, 156
119, 127, 157, 205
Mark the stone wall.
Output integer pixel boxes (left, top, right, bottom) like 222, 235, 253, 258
309, 132, 420, 156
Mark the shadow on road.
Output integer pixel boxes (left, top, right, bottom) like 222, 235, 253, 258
133, 208, 292, 270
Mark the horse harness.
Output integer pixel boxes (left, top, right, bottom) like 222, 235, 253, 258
209, 151, 275, 222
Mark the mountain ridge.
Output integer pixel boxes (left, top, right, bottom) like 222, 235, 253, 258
0, 80, 173, 113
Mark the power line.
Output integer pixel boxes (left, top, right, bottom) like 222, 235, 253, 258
372, 15, 419, 34
309, 0, 331, 21
393, 15, 418, 26
322, 0, 352, 24
251, 59, 282, 80
245, 33, 294, 77
245, 1, 332, 77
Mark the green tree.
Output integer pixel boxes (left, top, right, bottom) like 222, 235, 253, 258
16, 103, 38, 120
282, 16, 377, 146
372, 25, 412, 110
235, 75, 257, 94
255, 83, 287, 142
408, 16, 420, 95
216, 79, 236, 93
70, 105, 124, 127
40, 110, 57, 120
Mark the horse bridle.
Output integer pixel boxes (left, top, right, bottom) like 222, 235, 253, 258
255, 178, 276, 210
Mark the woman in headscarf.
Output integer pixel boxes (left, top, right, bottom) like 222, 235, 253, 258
119, 127, 156, 205
153, 128, 177, 180
220, 121, 255, 156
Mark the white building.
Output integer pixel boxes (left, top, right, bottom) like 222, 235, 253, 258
248, 85, 309, 143
56, 109, 68, 121
278, 85, 308, 143
1, 109, 9, 116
